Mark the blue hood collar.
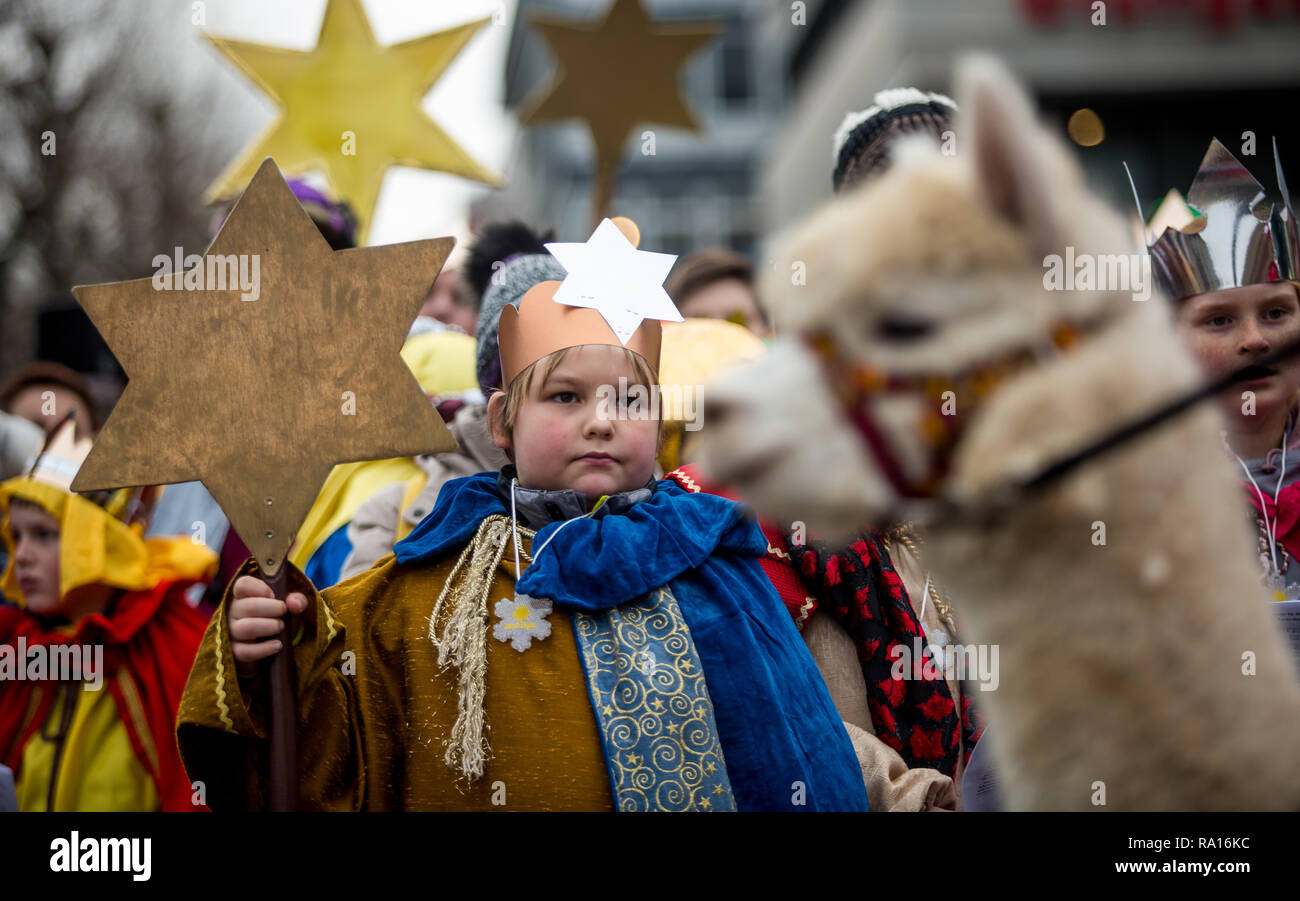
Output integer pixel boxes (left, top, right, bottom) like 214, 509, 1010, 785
393, 470, 766, 608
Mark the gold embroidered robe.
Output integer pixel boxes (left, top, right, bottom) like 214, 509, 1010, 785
176, 526, 615, 811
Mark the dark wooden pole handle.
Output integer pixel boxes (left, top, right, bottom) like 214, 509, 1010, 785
259, 564, 298, 812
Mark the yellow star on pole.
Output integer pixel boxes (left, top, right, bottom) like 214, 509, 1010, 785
203, 0, 501, 242
72, 158, 458, 577
519, 0, 720, 226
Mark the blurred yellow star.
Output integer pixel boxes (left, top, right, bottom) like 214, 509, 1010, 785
204, 0, 500, 242
519, 0, 720, 223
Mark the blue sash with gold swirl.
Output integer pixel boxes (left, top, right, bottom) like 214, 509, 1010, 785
396, 472, 870, 811
572, 588, 735, 811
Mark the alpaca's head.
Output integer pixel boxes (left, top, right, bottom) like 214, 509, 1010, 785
699, 55, 1141, 537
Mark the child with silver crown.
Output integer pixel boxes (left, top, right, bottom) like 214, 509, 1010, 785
175, 218, 870, 811
1155, 138, 1300, 602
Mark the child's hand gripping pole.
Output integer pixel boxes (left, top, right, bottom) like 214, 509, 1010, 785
229, 569, 309, 811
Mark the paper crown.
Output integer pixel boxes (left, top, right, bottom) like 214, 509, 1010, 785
13, 417, 155, 526
1148, 139, 1281, 300
496, 217, 681, 386
498, 280, 664, 386
24, 416, 93, 494
1, 417, 211, 605
1143, 188, 1197, 246
1272, 137, 1299, 283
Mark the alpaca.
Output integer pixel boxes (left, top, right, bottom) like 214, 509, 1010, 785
699, 55, 1300, 811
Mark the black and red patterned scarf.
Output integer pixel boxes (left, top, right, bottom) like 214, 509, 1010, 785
791, 531, 984, 778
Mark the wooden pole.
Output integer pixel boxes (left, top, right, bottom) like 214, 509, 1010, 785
257, 562, 298, 812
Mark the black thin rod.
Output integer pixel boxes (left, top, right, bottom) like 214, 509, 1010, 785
1019, 333, 1300, 496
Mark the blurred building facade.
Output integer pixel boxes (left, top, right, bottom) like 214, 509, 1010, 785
760, 0, 1300, 236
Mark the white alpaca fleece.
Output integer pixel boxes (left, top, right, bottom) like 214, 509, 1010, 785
700, 54, 1300, 810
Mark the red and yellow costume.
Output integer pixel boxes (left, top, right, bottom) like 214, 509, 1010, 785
0, 424, 216, 810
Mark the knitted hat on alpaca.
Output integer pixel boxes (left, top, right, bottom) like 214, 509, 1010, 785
474, 253, 568, 397
832, 88, 958, 192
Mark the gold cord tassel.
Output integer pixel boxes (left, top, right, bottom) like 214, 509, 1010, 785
427, 514, 531, 782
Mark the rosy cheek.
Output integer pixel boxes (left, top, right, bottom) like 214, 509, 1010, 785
513, 408, 572, 478
629, 425, 661, 474
533, 412, 573, 453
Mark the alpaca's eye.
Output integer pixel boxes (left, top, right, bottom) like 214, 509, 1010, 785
875, 314, 935, 342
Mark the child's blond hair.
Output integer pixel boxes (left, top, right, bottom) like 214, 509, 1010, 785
490, 344, 661, 450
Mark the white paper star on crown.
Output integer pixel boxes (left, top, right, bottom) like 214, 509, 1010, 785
544, 218, 683, 344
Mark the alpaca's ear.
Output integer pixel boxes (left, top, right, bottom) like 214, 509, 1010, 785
957, 54, 1068, 255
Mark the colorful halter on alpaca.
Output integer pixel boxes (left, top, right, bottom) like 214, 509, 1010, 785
805, 322, 1083, 500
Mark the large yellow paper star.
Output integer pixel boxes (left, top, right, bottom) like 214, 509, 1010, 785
72, 159, 457, 576
204, 0, 500, 242
519, 0, 720, 224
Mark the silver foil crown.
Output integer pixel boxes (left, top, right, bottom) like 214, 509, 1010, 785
1273, 137, 1299, 282
1149, 139, 1275, 300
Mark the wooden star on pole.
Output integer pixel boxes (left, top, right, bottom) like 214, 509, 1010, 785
71, 158, 458, 577
203, 0, 501, 242
519, 0, 721, 226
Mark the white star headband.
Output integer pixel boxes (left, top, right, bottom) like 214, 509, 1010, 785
544, 218, 683, 344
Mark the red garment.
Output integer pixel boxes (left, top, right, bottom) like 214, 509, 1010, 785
0, 579, 211, 811
1242, 478, 1300, 564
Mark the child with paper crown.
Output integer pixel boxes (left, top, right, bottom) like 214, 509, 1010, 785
175, 218, 870, 811
0, 419, 217, 811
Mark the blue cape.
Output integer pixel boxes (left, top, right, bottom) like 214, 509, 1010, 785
396, 472, 869, 811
